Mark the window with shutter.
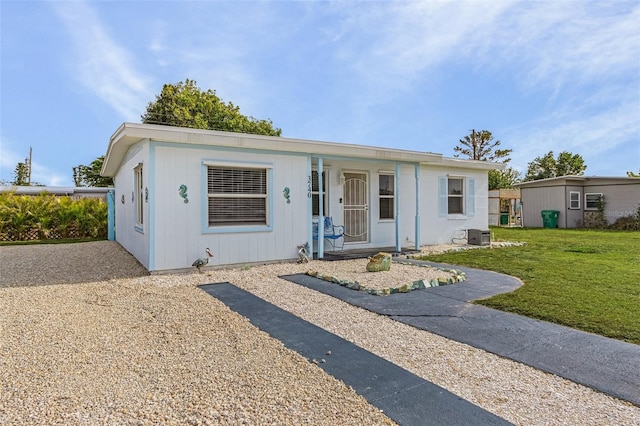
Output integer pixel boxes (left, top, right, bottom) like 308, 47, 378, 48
439, 176, 472, 216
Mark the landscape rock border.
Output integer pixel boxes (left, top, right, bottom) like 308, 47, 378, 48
306, 262, 466, 296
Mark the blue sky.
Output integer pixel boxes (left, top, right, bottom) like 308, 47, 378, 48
1, 0, 639, 186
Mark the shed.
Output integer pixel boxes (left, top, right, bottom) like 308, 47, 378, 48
515, 176, 640, 228
101, 123, 504, 273
488, 189, 521, 227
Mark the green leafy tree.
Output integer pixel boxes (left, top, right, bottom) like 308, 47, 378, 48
627, 169, 639, 177
141, 79, 282, 136
73, 156, 113, 187
524, 151, 587, 181
488, 167, 521, 190
454, 129, 517, 189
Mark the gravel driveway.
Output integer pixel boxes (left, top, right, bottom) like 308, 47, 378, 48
1, 241, 638, 425
0, 241, 148, 288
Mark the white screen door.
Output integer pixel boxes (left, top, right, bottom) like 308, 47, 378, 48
343, 172, 368, 243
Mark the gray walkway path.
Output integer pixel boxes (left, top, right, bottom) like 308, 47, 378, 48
281, 260, 640, 407
200, 283, 511, 426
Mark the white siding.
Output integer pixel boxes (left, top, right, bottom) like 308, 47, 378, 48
418, 167, 490, 245
113, 142, 150, 269
151, 144, 309, 271
112, 139, 494, 271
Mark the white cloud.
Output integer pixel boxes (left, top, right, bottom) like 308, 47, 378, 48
52, 1, 152, 120
506, 93, 640, 175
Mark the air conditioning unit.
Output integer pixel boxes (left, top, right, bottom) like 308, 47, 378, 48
468, 229, 490, 246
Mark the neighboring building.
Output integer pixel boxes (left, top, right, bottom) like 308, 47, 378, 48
101, 123, 504, 273
488, 189, 521, 227
0, 186, 109, 201
515, 176, 640, 228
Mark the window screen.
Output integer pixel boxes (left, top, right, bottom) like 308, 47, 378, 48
207, 166, 268, 226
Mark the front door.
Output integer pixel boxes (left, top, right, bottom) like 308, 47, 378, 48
343, 172, 368, 243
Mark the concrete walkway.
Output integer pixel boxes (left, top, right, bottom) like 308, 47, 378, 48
201, 283, 511, 426
281, 260, 640, 407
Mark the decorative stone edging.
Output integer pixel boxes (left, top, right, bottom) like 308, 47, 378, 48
407, 241, 527, 258
305, 262, 466, 296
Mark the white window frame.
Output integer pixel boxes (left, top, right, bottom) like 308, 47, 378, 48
379, 173, 395, 220
585, 193, 603, 211
311, 170, 328, 217
206, 164, 270, 227
447, 177, 465, 215
569, 191, 580, 210
134, 163, 144, 231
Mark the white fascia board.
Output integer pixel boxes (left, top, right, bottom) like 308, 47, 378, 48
104, 122, 509, 176
436, 157, 507, 171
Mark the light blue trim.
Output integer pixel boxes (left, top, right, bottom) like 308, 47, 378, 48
200, 159, 274, 234
414, 164, 420, 250
307, 156, 313, 252
467, 178, 475, 218
201, 157, 275, 168
148, 143, 156, 271
438, 176, 448, 217
317, 157, 324, 259
395, 163, 401, 252
107, 189, 115, 241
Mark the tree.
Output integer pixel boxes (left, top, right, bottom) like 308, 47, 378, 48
627, 169, 640, 177
141, 79, 282, 136
454, 129, 512, 163
488, 167, 521, 190
11, 162, 30, 186
454, 129, 517, 189
73, 156, 113, 187
524, 151, 586, 181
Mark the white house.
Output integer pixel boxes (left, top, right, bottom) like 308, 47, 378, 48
101, 123, 504, 273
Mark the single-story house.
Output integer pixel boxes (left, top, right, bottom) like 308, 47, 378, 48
101, 123, 504, 273
515, 176, 640, 228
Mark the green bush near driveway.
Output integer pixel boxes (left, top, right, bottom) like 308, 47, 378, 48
0, 192, 107, 242
416, 227, 640, 345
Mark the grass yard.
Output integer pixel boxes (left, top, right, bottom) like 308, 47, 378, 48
417, 227, 640, 345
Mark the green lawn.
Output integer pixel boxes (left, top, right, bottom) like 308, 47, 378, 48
416, 227, 640, 345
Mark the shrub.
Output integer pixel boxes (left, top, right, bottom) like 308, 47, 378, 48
609, 206, 640, 231
0, 192, 108, 241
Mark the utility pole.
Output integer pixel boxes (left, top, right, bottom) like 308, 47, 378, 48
25, 146, 32, 185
